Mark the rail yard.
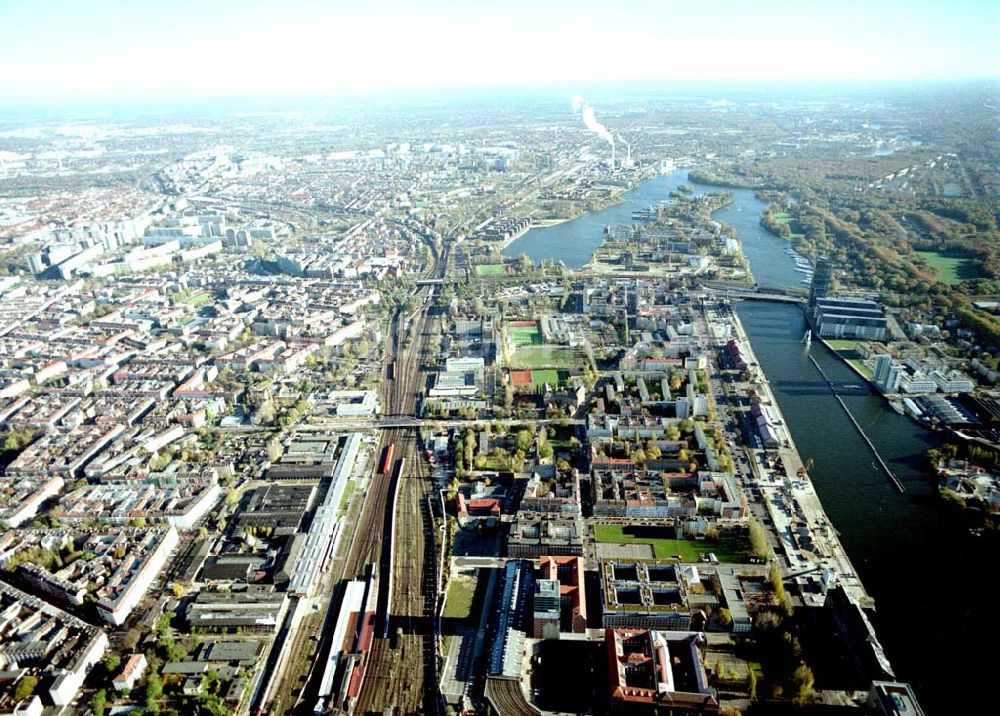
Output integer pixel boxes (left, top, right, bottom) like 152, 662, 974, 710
260, 246, 446, 716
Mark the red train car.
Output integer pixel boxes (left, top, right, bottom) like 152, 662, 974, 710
379, 443, 395, 475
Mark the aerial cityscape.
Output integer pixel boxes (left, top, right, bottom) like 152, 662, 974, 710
0, 2, 997, 715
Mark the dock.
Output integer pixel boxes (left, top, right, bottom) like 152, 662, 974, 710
807, 353, 906, 494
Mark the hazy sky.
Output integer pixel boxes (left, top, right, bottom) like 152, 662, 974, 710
1, 0, 997, 104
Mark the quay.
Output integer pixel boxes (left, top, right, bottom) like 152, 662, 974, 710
730, 312, 874, 606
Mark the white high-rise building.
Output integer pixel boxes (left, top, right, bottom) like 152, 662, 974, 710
874, 354, 902, 393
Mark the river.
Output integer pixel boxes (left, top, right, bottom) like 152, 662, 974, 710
505, 169, 996, 713
505, 168, 810, 288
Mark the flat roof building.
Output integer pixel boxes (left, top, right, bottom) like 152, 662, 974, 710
600, 559, 693, 631
532, 579, 561, 639
186, 588, 285, 632
868, 681, 925, 716
539, 555, 588, 634
812, 297, 887, 341
506, 516, 583, 558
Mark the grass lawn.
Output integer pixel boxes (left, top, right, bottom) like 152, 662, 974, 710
771, 212, 805, 240
825, 340, 874, 381
847, 359, 874, 381
593, 524, 751, 563
338, 480, 355, 516
510, 345, 577, 369
825, 339, 860, 351
474, 263, 506, 277
510, 323, 543, 346
916, 250, 981, 286
443, 576, 476, 620
530, 369, 562, 388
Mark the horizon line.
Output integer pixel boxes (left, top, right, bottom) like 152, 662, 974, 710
1, 76, 997, 114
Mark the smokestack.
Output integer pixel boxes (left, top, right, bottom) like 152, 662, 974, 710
611, 143, 616, 169
615, 132, 632, 167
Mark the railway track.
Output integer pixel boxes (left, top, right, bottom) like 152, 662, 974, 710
354, 289, 441, 714
485, 678, 540, 716
284, 245, 446, 715
355, 433, 439, 714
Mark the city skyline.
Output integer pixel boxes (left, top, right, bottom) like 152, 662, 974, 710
1, 0, 998, 105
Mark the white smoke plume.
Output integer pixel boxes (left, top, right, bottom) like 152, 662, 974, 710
572, 95, 615, 157
582, 106, 614, 147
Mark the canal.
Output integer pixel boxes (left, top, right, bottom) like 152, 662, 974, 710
506, 169, 995, 713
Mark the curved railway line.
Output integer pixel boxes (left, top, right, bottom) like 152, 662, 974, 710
485, 678, 540, 716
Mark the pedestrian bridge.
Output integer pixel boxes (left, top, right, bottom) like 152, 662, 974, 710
378, 416, 422, 428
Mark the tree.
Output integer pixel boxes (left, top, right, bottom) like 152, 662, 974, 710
90, 689, 107, 716
267, 440, 283, 462
769, 562, 787, 605
515, 429, 534, 453
748, 664, 759, 701
13, 676, 37, 702
717, 607, 733, 627
104, 653, 122, 673
145, 673, 164, 711
714, 659, 726, 681
539, 442, 553, 459
256, 400, 276, 425
123, 628, 142, 650
748, 517, 770, 558
791, 663, 815, 701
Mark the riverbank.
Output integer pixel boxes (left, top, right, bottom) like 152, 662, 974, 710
494, 162, 984, 709
528, 218, 571, 228
730, 310, 874, 606
499, 225, 532, 251
505, 169, 704, 268
817, 336, 876, 383
576, 186, 755, 283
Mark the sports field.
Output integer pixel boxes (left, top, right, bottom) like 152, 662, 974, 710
510, 370, 533, 387
530, 369, 562, 388
474, 263, 506, 277
510, 322, 543, 346
509, 345, 577, 369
